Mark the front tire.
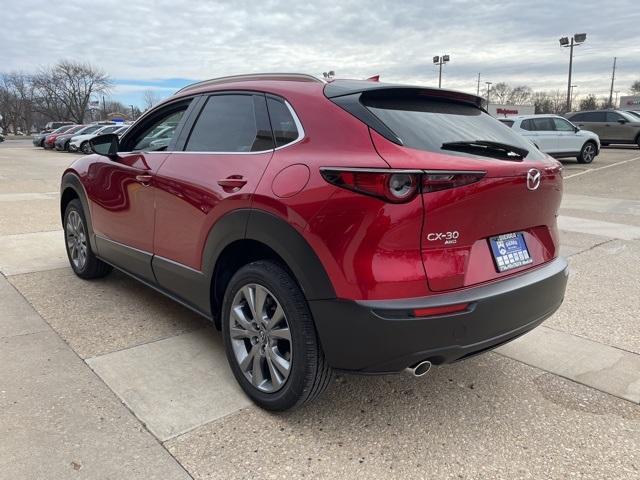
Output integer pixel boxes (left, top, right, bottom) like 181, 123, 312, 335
81, 141, 91, 154
63, 199, 112, 279
221, 260, 332, 411
577, 141, 597, 164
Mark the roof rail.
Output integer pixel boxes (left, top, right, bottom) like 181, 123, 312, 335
176, 73, 323, 94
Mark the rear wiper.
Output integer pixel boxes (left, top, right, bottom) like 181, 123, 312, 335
441, 140, 529, 161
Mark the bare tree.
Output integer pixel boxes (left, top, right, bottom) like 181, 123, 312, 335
533, 91, 554, 114
0, 73, 36, 133
32, 60, 112, 123
142, 89, 162, 110
631, 80, 640, 95
508, 85, 532, 105
579, 94, 598, 111
491, 82, 511, 104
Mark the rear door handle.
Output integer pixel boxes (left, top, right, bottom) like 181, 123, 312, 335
217, 177, 247, 189
135, 174, 153, 185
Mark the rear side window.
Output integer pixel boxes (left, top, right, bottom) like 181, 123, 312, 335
570, 112, 605, 122
266, 97, 299, 147
185, 94, 273, 152
363, 94, 543, 160
520, 119, 534, 131
532, 118, 555, 131
498, 119, 514, 127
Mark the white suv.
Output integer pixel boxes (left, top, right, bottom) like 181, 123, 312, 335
69, 125, 128, 153
500, 114, 600, 164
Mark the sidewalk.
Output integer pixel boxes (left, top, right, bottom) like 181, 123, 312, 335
0, 274, 192, 479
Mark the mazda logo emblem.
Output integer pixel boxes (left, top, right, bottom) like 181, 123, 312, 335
526, 169, 541, 191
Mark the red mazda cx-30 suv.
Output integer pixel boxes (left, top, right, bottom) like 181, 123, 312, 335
60, 74, 568, 410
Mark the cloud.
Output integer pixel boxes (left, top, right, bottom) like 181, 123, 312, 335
1, 0, 638, 106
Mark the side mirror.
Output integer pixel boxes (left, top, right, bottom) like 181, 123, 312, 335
618, 119, 627, 124
89, 133, 119, 159
574, 126, 580, 132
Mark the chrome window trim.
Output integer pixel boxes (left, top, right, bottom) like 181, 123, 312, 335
126, 99, 305, 156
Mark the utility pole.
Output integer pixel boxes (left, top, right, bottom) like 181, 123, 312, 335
608, 57, 617, 108
559, 33, 587, 113
129, 105, 135, 121
614, 90, 620, 108
102, 95, 106, 121
485, 82, 493, 113
570, 85, 577, 110
433, 55, 450, 88
476, 73, 481, 96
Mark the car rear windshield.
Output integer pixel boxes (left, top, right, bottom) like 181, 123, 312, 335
362, 94, 544, 160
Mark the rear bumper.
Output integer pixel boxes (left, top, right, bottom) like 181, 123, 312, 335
309, 257, 568, 373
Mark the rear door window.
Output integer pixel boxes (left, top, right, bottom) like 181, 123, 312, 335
185, 94, 273, 152
532, 117, 556, 131
520, 119, 534, 131
572, 112, 606, 122
362, 94, 544, 160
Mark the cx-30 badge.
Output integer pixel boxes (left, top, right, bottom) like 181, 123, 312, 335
527, 168, 541, 191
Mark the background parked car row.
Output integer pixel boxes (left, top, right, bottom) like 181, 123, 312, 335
32, 122, 129, 152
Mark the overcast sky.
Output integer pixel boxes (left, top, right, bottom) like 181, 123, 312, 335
1, 0, 639, 107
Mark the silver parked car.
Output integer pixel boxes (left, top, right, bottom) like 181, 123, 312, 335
565, 110, 640, 148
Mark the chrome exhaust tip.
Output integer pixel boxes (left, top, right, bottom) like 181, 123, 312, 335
405, 360, 432, 377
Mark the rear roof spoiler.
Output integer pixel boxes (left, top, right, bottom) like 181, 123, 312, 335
325, 80, 485, 145
324, 79, 484, 108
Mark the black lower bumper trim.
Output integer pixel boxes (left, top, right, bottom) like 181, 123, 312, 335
309, 257, 568, 373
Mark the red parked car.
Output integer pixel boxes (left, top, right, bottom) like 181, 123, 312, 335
44, 124, 84, 149
60, 74, 568, 410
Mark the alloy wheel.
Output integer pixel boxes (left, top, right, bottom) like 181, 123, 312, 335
229, 283, 292, 393
583, 144, 595, 162
66, 210, 88, 270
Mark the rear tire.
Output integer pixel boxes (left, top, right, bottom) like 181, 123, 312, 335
63, 199, 112, 279
221, 260, 332, 411
577, 141, 597, 164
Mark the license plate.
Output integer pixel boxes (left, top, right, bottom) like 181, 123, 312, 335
489, 232, 533, 272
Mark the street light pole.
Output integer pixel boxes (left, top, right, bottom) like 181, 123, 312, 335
608, 57, 617, 108
570, 85, 577, 109
559, 33, 586, 113
433, 55, 450, 88
485, 81, 493, 113
566, 37, 574, 112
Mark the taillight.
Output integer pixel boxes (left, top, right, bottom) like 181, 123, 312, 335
321, 168, 486, 202
320, 169, 420, 203
422, 171, 485, 193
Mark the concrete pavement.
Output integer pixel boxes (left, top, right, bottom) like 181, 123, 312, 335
1, 139, 639, 479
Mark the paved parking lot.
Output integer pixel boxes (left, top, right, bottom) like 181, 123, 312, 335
1, 139, 639, 479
